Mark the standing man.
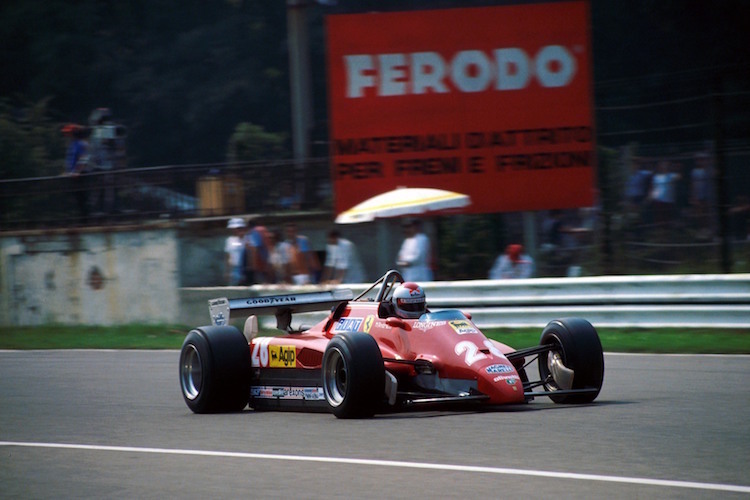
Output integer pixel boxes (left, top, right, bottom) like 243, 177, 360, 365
489, 244, 535, 279
224, 218, 247, 285
397, 219, 433, 282
322, 230, 365, 284
284, 222, 320, 285
244, 223, 270, 284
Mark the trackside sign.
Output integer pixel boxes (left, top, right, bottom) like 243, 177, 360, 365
327, 1, 596, 214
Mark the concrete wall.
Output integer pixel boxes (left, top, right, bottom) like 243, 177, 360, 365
0, 217, 429, 326
0, 226, 180, 325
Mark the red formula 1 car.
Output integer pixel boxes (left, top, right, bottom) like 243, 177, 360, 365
179, 270, 604, 418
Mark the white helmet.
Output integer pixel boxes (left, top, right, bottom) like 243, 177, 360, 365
392, 282, 426, 319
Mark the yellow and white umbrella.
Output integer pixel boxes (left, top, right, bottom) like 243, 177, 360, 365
335, 187, 471, 224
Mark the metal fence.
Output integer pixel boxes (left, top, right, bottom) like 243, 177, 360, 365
180, 273, 750, 329
0, 159, 333, 230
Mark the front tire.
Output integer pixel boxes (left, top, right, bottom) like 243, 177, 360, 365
179, 325, 251, 413
322, 332, 385, 418
538, 318, 604, 404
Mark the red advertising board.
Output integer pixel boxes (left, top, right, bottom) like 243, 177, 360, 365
327, 1, 595, 215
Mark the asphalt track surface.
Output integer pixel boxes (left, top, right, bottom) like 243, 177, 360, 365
1, 350, 749, 499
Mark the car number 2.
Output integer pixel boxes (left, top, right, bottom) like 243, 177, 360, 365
252, 337, 273, 367
454, 340, 487, 366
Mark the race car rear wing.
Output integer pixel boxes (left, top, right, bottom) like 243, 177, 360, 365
208, 289, 354, 331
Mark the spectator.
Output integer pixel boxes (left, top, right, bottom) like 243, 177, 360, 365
267, 229, 290, 284
396, 219, 433, 281
322, 230, 365, 284
625, 160, 652, 214
244, 223, 270, 284
62, 124, 90, 220
650, 160, 681, 227
87, 108, 126, 215
278, 180, 301, 210
691, 152, 712, 236
489, 244, 535, 279
284, 222, 320, 285
224, 218, 247, 285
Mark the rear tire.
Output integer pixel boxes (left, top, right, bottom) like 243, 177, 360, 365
322, 332, 385, 418
538, 318, 604, 404
179, 325, 251, 413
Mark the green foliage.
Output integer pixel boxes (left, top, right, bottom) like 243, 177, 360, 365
227, 122, 287, 162
1, 0, 290, 170
0, 97, 65, 179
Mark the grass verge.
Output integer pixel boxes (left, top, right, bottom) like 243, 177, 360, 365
0, 325, 748, 354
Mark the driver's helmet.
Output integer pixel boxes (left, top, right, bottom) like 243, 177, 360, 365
392, 282, 426, 319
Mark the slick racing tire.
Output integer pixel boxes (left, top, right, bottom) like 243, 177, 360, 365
322, 332, 385, 418
179, 325, 251, 413
538, 318, 604, 404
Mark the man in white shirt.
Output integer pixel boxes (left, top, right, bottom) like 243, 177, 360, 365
322, 230, 365, 284
397, 219, 433, 282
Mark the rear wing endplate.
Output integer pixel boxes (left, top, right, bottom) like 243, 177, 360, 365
208, 289, 353, 331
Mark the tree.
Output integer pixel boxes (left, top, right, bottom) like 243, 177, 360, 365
226, 122, 286, 162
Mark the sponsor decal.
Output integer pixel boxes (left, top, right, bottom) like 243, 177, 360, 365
413, 320, 447, 332
212, 312, 226, 326
344, 46, 576, 98
492, 375, 518, 384
245, 295, 297, 306
362, 315, 375, 333
334, 317, 364, 332
250, 386, 325, 401
449, 320, 479, 335
328, 2, 595, 215
486, 364, 514, 374
269, 345, 297, 368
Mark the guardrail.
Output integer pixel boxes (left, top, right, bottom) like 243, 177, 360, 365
179, 274, 750, 329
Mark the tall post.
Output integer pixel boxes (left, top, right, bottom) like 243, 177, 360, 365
287, 0, 313, 170
712, 81, 731, 273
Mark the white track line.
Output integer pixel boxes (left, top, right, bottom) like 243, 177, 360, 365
1, 441, 748, 494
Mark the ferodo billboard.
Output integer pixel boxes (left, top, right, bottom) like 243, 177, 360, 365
327, 1, 595, 215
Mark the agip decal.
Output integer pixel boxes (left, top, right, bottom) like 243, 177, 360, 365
252, 338, 297, 368
269, 345, 297, 368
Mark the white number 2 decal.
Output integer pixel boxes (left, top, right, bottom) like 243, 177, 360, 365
455, 341, 487, 366
251, 337, 272, 367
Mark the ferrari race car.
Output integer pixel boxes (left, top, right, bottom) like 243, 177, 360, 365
179, 270, 604, 418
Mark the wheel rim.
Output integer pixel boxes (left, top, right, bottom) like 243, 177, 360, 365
542, 334, 566, 391
323, 347, 347, 407
181, 344, 203, 400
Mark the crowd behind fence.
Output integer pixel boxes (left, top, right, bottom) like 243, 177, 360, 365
0, 148, 748, 277
0, 159, 333, 230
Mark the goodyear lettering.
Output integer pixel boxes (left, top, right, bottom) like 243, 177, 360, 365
345, 45, 576, 98
245, 296, 297, 306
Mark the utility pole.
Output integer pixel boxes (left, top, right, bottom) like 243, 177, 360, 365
713, 80, 731, 273
287, 0, 313, 164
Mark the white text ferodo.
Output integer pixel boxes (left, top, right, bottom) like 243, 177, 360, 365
345, 46, 577, 98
